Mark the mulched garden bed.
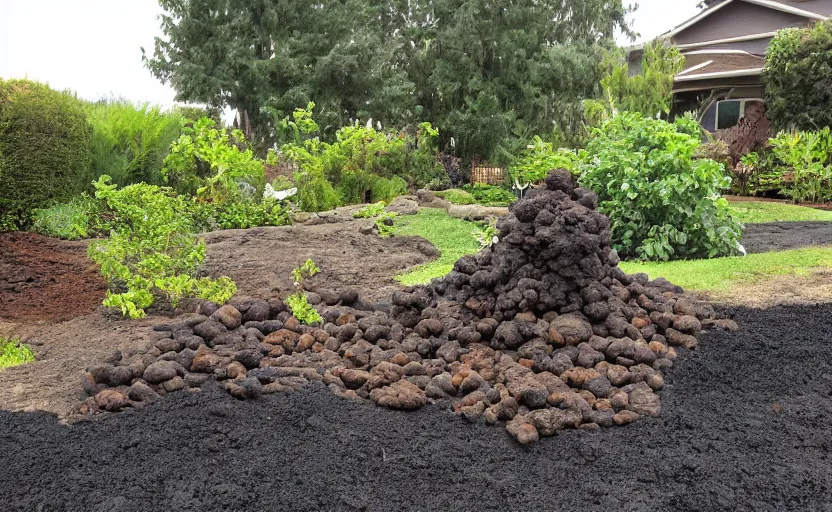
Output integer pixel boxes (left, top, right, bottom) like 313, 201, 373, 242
742, 221, 832, 254
1, 304, 830, 511
0, 232, 106, 322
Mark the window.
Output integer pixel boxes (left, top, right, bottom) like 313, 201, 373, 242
716, 99, 765, 130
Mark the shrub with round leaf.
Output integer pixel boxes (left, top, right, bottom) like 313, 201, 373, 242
579, 112, 742, 261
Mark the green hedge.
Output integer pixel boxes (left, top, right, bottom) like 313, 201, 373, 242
0, 79, 91, 227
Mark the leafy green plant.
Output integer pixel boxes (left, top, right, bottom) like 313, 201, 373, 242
84, 100, 184, 189
463, 184, 516, 206
578, 112, 742, 261
0, 79, 92, 229
354, 201, 387, 218
30, 196, 95, 240
770, 129, 832, 203
0, 337, 35, 370
287, 259, 323, 324
189, 198, 291, 232
162, 117, 265, 200
88, 176, 236, 318
375, 212, 399, 237
509, 137, 579, 185
473, 218, 500, 249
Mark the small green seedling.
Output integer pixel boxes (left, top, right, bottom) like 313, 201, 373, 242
287, 259, 323, 324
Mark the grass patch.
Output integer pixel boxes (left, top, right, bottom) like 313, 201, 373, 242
621, 246, 832, 292
0, 338, 35, 370
728, 201, 832, 224
394, 208, 481, 285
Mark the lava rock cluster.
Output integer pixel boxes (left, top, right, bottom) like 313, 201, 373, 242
82, 169, 737, 444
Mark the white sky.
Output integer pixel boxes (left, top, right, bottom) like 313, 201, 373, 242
0, 0, 703, 109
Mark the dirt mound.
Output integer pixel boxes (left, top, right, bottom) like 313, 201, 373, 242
201, 222, 439, 303
80, 170, 734, 443
0, 232, 106, 322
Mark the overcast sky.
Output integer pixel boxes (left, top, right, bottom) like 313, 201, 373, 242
0, 0, 702, 109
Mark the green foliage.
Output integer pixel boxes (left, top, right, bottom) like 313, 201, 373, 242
288, 259, 323, 324
769, 129, 832, 203
437, 189, 476, 205
354, 201, 387, 218
83, 100, 184, 189
509, 137, 579, 184
586, 41, 684, 123
578, 112, 742, 261
88, 176, 236, 318
146, 0, 633, 162
0, 337, 35, 370
462, 184, 516, 207
282, 115, 441, 210
293, 170, 342, 212
162, 117, 265, 200
763, 20, 832, 132
0, 79, 92, 228
189, 198, 291, 232
375, 212, 399, 237
30, 196, 95, 240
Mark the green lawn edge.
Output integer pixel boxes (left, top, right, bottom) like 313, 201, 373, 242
393, 208, 481, 286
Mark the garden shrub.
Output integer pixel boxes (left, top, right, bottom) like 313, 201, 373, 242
88, 176, 236, 318
162, 117, 265, 199
0, 79, 92, 228
769, 128, 832, 203
763, 20, 832, 132
509, 136, 579, 185
84, 100, 184, 188
31, 196, 96, 240
188, 198, 291, 232
437, 189, 476, 205
280, 104, 445, 211
578, 112, 742, 261
463, 183, 516, 206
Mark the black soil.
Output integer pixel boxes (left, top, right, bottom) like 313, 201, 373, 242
2, 305, 831, 511
742, 221, 832, 254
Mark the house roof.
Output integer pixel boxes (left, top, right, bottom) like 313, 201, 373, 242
675, 50, 765, 82
703, 0, 832, 16
665, 0, 827, 41
626, 0, 829, 53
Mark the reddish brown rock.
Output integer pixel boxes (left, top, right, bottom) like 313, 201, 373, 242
95, 389, 130, 412
613, 410, 640, 425
369, 380, 427, 409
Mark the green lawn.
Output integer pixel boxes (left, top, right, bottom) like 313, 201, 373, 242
728, 201, 832, 224
0, 338, 35, 370
620, 246, 832, 292
393, 204, 832, 293
394, 208, 481, 285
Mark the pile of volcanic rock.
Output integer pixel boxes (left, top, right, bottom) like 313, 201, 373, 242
82, 169, 737, 444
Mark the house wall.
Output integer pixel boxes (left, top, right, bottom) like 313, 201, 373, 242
673, 2, 808, 45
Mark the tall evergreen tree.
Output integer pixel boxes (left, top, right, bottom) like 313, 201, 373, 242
146, 0, 634, 160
